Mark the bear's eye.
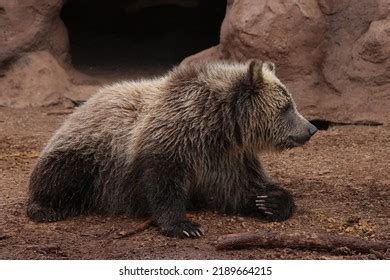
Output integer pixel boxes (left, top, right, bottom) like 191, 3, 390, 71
281, 103, 292, 114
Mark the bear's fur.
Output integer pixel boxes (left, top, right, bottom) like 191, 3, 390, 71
27, 60, 317, 238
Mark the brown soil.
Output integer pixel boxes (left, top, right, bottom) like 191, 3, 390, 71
0, 108, 389, 260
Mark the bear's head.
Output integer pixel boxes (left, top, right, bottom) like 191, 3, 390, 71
237, 60, 317, 151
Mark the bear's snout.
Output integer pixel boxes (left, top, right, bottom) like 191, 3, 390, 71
308, 123, 318, 137
289, 122, 318, 146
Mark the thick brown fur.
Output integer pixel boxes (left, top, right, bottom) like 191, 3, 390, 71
27, 60, 317, 238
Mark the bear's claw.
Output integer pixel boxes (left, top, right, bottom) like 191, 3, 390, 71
255, 185, 296, 221
161, 220, 204, 238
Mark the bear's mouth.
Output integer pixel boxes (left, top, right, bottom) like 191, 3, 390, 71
276, 138, 303, 150
285, 140, 301, 149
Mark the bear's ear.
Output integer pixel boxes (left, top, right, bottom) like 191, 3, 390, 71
248, 59, 263, 85
263, 61, 276, 74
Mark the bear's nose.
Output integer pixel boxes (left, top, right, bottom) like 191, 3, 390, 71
308, 123, 318, 136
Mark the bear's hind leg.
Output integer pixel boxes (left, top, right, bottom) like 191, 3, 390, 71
27, 201, 64, 222
27, 150, 97, 223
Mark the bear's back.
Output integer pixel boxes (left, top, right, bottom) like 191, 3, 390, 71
42, 78, 167, 160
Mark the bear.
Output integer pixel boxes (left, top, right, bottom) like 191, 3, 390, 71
26, 60, 317, 238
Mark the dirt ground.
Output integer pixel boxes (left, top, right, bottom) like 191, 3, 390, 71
0, 107, 389, 260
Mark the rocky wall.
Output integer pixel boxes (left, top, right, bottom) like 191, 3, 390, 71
0, 0, 389, 124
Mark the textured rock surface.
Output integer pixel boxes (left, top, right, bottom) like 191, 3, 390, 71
0, 0, 68, 64
184, 0, 390, 124
0, 0, 389, 123
0, 0, 70, 107
0, 51, 95, 107
0, 51, 69, 107
0, 0, 96, 107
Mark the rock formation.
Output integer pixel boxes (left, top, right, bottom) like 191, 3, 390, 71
0, 0, 389, 124
184, 0, 390, 124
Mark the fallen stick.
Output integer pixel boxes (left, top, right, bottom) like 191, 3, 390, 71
215, 231, 390, 255
114, 219, 153, 239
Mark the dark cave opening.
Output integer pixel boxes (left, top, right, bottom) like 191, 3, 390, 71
310, 119, 332, 130
310, 119, 383, 130
61, 0, 226, 81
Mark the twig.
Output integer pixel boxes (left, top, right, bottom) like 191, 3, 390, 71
215, 231, 390, 255
114, 219, 153, 239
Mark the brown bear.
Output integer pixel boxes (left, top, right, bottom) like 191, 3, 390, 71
27, 60, 317, 238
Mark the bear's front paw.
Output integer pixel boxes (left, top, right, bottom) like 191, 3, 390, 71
255, 185, 296, 222
161, 220, 204, 238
